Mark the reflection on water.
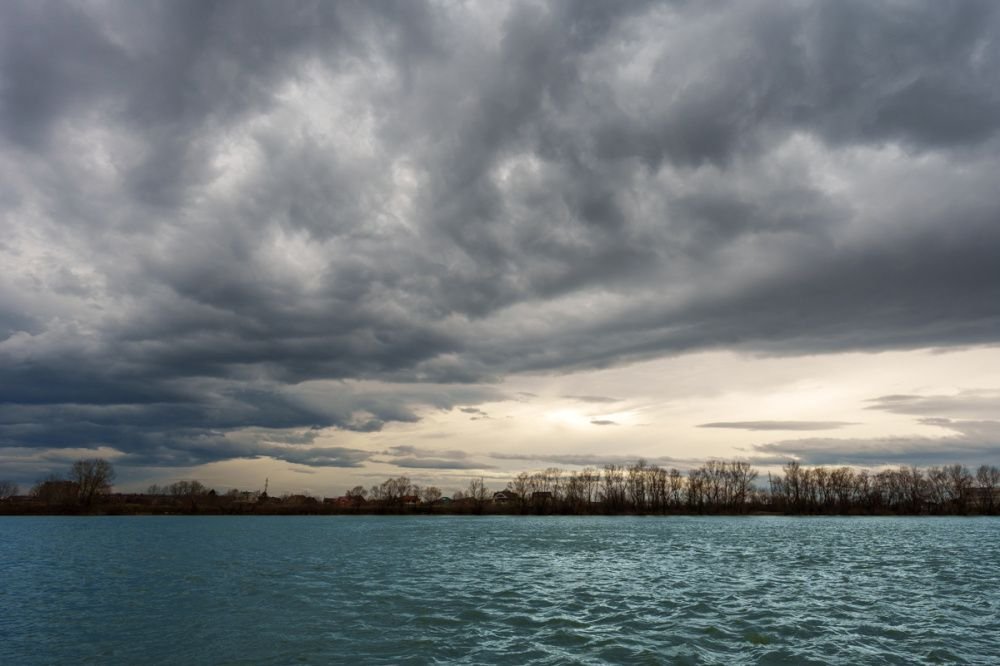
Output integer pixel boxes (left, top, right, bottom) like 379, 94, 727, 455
1, 516, 998, 664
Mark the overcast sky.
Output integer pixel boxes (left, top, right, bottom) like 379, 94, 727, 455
2, 0, 999, 495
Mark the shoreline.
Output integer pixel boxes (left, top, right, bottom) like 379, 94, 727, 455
2, 504, 994, 518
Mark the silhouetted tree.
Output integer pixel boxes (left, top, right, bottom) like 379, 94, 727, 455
946, 464, 973, 513
562, 472, 585, 513
507, 472, 532, 512
32, 475, 79, 506
667, 468, 684, 509
729, 461, 758, 512
648, 465, 668, 512
169, 480, 208, 497
828, 467, 856, 512
626, 459, 649, 511
466, 478, 488, 512
71, 459, 115, 506
976, 465, 1000, 514
601, 464, 626, 510
686, 467, 705, 512
421, 486, 442, 504
376, 476, 413, 506
0, 480, 18, 499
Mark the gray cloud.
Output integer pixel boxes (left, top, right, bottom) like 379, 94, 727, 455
700, 421, 857, 431
751, 419, 1000, 467
490, 451, 695, 469
458, 407, 490, 419
866, 391, 1000, 420
3, 1, 1000, 471
376, 444, 493, 470
382, 445, 468, 460
377, 444, 494, 469
564, 395, 622, 404
590, 420, 618, 426
387, 458, 494, 471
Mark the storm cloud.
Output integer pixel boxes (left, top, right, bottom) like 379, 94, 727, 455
3, 1, 1000, 474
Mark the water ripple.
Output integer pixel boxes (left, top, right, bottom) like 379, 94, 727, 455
1, 516, 999, 664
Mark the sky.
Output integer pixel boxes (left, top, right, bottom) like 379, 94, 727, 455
2, 0, 999, 496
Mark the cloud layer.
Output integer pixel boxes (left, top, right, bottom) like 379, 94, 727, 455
752, 392, 1000, 467
700, 421, 856, 432
3, 1, 1000, 472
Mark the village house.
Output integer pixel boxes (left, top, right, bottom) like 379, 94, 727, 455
492, 490, 518, 503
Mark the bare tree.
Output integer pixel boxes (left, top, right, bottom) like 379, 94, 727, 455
626, 459, 649, 511
467, 478, 488, 512
32, 475, 79, 505
667, 468, 684, 509
71, 459, 115, 506
507, 472, 531, 512
169, 480, 208, 497
648, 466, 668, 512
946, 464, 973, 513
544, 468, 563, 502
601, 464, 626, 510
783, 461, 804, 512
580, 467, 600, 505
0, 480, 19, 500
562, 472, 585, 512
421, 486, 442, 504
379, 476, 413, 505
828, 467, 856, 512
729, 461, 758, 512
686, 468, 705, 512
976, 465, 1000, 514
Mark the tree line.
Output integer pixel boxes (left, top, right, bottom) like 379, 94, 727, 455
356, 460, 999, 515
2, 458, 998, 515
2, 459, 116, 508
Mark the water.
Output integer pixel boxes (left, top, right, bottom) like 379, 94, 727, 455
1, 516, 998, 665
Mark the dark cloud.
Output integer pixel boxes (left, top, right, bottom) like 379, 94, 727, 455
590, 420, 618, 426
700, 421, 857, 431
458, 407, 489, 419
564, 395, 621, 404
3, 1, 1000, 471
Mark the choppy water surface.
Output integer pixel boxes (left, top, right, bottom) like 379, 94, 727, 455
1, 516, 998, 665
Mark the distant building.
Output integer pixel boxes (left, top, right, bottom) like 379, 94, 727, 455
493, 490, 518, 503
233, 491, 259, 504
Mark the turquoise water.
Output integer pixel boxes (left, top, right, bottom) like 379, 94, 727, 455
1, 516, 998, 665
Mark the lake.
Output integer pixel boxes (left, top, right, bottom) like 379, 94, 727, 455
1, 515, 998, 664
